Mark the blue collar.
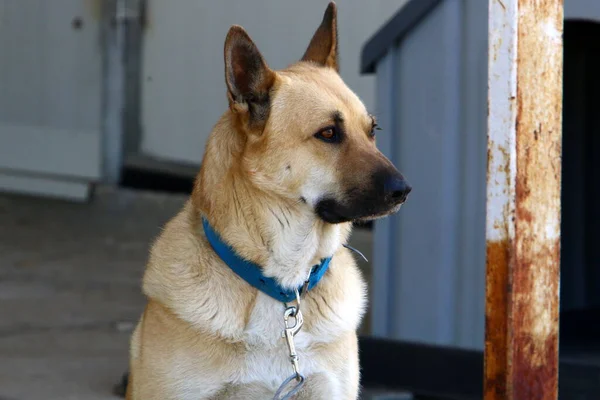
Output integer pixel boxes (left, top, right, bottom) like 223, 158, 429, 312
202, 218, 332, 303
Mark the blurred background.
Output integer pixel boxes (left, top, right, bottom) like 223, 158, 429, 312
0, 0, 599, 399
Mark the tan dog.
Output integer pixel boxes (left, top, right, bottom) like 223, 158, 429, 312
126, 3, 410, 399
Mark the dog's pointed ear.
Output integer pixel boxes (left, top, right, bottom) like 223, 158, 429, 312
301, 2, 338, 71
224, 26, 275, 129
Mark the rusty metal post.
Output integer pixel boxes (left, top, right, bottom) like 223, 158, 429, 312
485, 0, 564, 399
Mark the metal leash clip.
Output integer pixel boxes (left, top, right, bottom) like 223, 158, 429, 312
282, 306, 303, 378
273, 289, 306, 400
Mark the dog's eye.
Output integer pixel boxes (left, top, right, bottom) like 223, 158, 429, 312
320, 128, 335, 139
369, 121, 381, 138
315, 126, 340, 143
369, 124, 378, 138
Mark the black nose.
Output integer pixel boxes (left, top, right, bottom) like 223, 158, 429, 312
383, 174, 412, 202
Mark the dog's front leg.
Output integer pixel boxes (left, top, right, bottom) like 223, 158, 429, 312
339, 332, 360, 400
210, 374, 342, 400
292, 333, 361, 400
306, 332, 360, 400
292, 372, 343, 400
209, 382, 275, 400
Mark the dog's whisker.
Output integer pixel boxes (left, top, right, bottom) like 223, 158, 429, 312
342, 244, 368, 262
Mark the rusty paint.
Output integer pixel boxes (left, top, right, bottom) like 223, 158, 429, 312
511, 0, 563, 397
485, 240, 510, 399
485, 0, 563, 399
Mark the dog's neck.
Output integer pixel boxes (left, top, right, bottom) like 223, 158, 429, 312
193, 114, 351, 289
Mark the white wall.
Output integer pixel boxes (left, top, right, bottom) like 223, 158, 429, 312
140, 0, 410, 165
0, 0, 103, 200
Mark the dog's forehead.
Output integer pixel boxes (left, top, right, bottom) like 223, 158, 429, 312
273, 64, 367, 120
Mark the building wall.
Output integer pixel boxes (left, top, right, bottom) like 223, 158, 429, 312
139, 0, 410, 165
0, 0, 104, 200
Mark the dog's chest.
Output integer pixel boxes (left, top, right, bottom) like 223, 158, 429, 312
235, 293, 339, 386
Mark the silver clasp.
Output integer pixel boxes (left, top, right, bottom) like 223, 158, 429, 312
274, 288, 307, 399
282, 306, 303, 377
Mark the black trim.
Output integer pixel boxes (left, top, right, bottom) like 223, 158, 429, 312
359, 337, 482, 399
360, 0, 443, 74
120, 165, 194, 194
358, 337, 600, 399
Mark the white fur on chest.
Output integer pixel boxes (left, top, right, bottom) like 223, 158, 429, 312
237, 294, 324, 387
164, 261, 364, 399
261, 211, 343, 290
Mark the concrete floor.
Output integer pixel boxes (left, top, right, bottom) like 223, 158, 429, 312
0, 186, 375, 400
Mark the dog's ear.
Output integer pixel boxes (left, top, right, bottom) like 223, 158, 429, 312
301, 2, 338, 71
224, 25, 275, 130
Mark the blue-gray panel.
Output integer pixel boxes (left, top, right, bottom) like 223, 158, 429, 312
391, 0, 463, 346
372, 51, 399, 337
565, 0, 600, 21
454, 0, 488, 350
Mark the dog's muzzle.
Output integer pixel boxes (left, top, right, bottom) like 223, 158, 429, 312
316, 168, 411, 224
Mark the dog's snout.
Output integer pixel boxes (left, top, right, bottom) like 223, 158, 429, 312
376, 169, 411, 203
384, 174, 411, 202
385, 176, 411, 202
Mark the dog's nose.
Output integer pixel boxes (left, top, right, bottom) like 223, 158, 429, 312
383, 174, 412, 202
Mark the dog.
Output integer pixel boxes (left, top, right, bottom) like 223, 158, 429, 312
126, 3, 410, 399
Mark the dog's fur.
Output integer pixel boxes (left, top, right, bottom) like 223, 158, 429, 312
126, 3, 409, 399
